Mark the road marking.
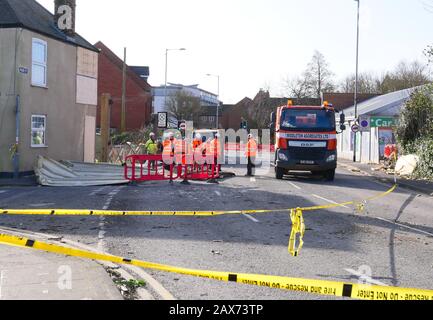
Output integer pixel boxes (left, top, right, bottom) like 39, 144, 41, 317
98, 186, 124, 251
312, 194, 350, 209
376, 217, 433, 237
344, 268, 388, 286
0, 191, 7, 194
242, 213, 260, 223
288, 181, 301, 190
90, 186, 107, 197
214, 191, 221, 197
250, 177, 256, 182
29, 203, 55, 208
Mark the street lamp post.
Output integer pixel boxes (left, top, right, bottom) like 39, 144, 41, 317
353, 0, 360, 162
164, 48, 186, 124
206, 74, 220, 129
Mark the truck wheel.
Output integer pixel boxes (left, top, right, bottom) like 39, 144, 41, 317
325, 169, 335, 181
275, 167, 284, 180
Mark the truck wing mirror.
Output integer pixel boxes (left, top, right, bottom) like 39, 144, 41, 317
340, 124, 347, 131
340, 113, 346, 124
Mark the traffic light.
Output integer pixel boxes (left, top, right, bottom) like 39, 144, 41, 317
178, 120, 187, 131
240, 120, 248, 130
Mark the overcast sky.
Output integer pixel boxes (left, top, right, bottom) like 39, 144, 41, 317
38, 0, 433, 104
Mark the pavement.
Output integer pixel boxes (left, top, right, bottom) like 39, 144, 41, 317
0, 176, 38, 187
0, 237, 122, 300
339, 159, 433, 196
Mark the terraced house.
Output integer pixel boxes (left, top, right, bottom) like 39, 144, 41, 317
0, 0, 98, 178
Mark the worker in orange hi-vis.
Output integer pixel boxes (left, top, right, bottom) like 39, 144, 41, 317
206, 133, 222, 177
245, 133, 258, 177
162, 132, 177, 166
192, 133, 207, 165
192, 133, 203, 150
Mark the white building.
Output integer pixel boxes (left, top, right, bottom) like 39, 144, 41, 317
337, 87, 417, 164
152, 83, 220, 119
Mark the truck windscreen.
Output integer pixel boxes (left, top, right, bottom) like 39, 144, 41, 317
280, 109, 336, 132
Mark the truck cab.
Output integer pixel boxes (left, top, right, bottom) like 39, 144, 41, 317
271, 101, 343, 181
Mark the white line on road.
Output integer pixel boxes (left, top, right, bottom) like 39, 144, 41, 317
288, 181, 301, 190
0, 191, 7, 194
312, 194, 350, 209
90, 186, 107, 197
242, 213, 260, 223
214, 191, 221, 197
98, 186, 124, 252
375, 217, 433, 237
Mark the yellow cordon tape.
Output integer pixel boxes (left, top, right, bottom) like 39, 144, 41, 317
0, 184, 398, 257
0, 185, 397, 217
0, 232, 432, 300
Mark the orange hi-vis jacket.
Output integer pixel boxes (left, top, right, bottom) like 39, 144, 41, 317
192, 139, 202, 150
246, 139, 258, 157
163, 138, 177, 157
206, 138, 221, 157
175, 139, 193, 165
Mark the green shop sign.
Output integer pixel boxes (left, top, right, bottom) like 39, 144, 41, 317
370, 117, 398, 128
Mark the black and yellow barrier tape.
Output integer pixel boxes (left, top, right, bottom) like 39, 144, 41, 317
0, 184, 398, 257
0, 184, 397, 217
0, 231, 432, 300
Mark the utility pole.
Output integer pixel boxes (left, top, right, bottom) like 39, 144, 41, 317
164, 48, 186, 127
353, 0, 360, 162
206, 74, 220, 129
100, 93, 111, 163
121, 47, 127, 133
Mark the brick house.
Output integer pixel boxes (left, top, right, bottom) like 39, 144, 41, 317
323, 92, 379, 112
95, 41, 152, 132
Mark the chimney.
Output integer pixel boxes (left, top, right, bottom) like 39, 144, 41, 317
54, 0, 76, 36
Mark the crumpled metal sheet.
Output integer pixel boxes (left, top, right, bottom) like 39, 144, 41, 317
35, 156, 129, 187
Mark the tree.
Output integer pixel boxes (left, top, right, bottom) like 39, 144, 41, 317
425, 45, 433, 64
376, 61, 431, 94
282, 76, 311, 99
281, 51, 335, 98
245, 90, 276, 129
396, 84, 433, 179
339, 72, 380, 94
167, 91, 201, 123
303, 51, 335, 98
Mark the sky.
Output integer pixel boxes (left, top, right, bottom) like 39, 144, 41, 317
37, 0, 433, 104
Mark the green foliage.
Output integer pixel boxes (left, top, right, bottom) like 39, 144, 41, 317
396, 84, 433, 179
396, 85, 433, 151
114, 279, 146, 289
111, 128, 153, 146
413, 138, 433, 180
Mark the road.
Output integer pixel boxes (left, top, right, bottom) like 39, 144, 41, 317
0, 161, 432, 300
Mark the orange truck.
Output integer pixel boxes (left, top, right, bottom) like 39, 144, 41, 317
271, 101, 346, 181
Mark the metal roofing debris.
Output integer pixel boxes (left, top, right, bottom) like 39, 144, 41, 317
35, 156, 129, 187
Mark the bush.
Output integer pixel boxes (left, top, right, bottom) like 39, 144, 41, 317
412, 138, 433, 180
396, 84, 433, 179
111, 128, 152, 146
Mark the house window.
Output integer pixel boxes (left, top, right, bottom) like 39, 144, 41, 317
31, 38, 47, 87
31, 115, 47, 147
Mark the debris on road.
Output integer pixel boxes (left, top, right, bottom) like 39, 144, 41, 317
35, 156, 129, 187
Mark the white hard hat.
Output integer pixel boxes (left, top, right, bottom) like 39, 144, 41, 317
248, 134, 253, 139
168, 132, 174, 138
215, 133, 221, 138
195, 133, 202, 139
150, 133, 155, 137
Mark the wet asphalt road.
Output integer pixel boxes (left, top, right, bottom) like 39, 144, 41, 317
0, 163, 432, 300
